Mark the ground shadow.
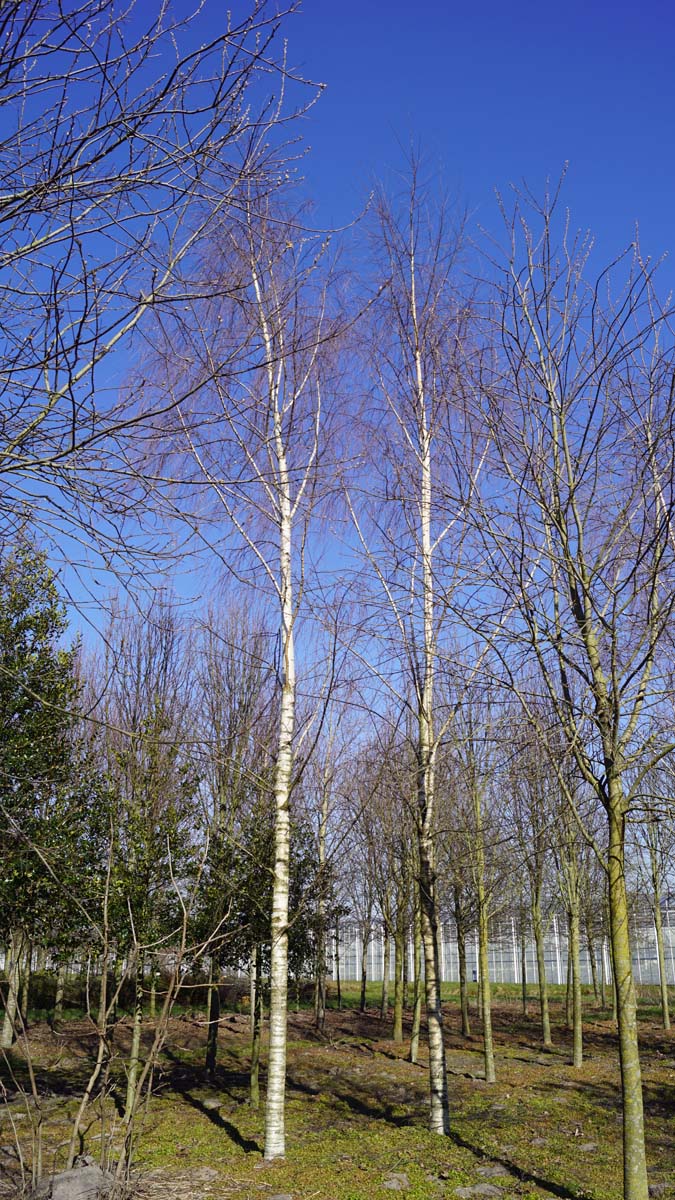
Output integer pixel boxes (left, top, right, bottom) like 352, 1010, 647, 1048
448, 1127, 591, 1200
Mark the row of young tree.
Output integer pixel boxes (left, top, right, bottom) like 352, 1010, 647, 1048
2, 5, 675, 1199
2, 529, 675, 1190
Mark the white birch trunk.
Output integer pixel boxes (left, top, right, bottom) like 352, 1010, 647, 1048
413, 261, 450, 1134
263, 434, 294, 1161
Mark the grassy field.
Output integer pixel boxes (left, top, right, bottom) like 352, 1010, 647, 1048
0, 982, 673, 1199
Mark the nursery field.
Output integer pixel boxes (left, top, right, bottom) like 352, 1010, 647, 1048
0, 986, 673, 1200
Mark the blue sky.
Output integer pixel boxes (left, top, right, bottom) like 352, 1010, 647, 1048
27, 0, 675, 634
284, 0, 675, 277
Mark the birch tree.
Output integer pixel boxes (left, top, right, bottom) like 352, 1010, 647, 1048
167, 197, 335, 1159
350, 165, 479, 1135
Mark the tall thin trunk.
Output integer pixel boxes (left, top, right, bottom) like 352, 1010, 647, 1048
650, 842, 671, 1031
148, 958, 157, 1021
600, 938, 607, 1010
359, 921, 370, 1013
409, 893, 422, 1063
53, 961, 67, 1025
19, 945, 31, 1023
314, 757, 330, 1031
587, 923, 600, 1006
569, 907, 583, 1068
334, 920, 342, 1011
454, 886, 471, 1037
1, 929, 23, 1048
478, 897, 495, 1083
68, 942, 110, 1168
263, 445, 294, 1161
380, 924, 390, 1021
250, 948, 263, 1109
393, 899, 405, 1043
521, 921, 528, 1017
124, 952, 145, 1120
250, 947, 257, 1037
608, 795, 648, 1200
472, 782, 495, 1084
531, 892, 551, 1046
418, 842, 450, 1131
565, 935, 573, 1030
205, 959, 220, 1078
411, 228, 450, 1136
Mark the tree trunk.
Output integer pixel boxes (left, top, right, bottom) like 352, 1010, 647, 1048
53, 961, 67, 1025
148, 959, 157, 1021
600, 938, 607, 1010
607, 798, 648, 1200
263, 484, 294, 1161
418, 843, 450, 1132
409, 895, 422, 1063
1, 929, 23, 1048
565, 936, 573, 1030
250, 948, 263, 1109
520, 921, 528, 1017
360, 922, 370, 1013
334, 920, 342, 1011
587, 924, 600, 1006
205, 959, 220, 1078
569, 906, 583, 1068
478, 897, 495, 1083
472, 780, 495, 1084
393, 901, 405, 1043
124, 952, 145, 1120
454, 886, 471, 1038
314, 765, 330, 1031
650, 854, 671, 1031
19, 942, 31, 1022
380, 925, 390, 1021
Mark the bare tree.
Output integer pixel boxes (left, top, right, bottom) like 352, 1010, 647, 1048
348, 162, 480, 1135
0, 0, 307, 570
162, 195, 337, 1159
479, 180, 675, 1200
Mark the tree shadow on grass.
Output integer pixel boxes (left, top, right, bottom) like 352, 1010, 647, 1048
448, 1127, 589, 1200
174, 1085, 261, 1154
332, 1088, 413, 1127
160, 1048, 260, 1154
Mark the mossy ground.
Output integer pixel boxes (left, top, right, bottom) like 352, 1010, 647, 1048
1, 984, 673, 1199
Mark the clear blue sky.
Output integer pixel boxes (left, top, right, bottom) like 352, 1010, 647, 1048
283, 0, 675, 276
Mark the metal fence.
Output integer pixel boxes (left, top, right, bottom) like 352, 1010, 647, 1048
332, 909, 675, 986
